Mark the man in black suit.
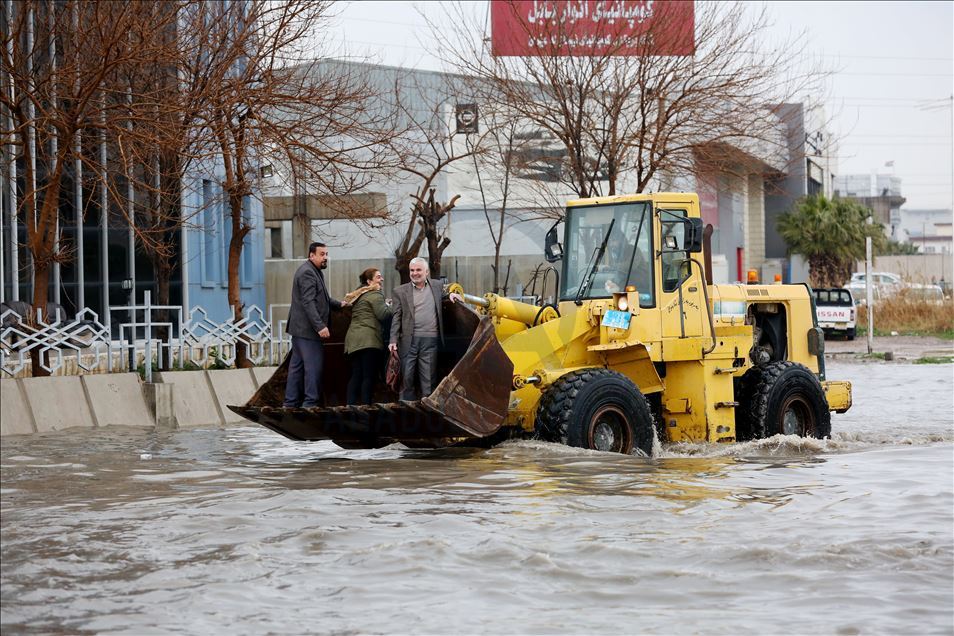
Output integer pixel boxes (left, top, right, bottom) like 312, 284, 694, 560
388, 257, 461, 400
284, 242, 346, 407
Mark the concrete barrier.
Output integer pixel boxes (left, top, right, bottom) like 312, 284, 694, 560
250, 366, 278, 389
155, 370, 222, 429
1, 379, 35, 435
1, 365, 284, 437
21, 375, 95, 433
82, 373, 153, 429
207, 368, 257, 425
143, 382, 177, 430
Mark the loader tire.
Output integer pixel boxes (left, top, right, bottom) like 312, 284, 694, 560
535, 368, 654, 456
734, 367, 762, 441
738, 361, 831, 440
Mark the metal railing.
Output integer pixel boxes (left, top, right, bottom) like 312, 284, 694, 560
0, 293, 291, 378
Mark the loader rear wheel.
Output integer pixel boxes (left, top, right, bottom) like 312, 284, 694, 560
535, 369, 654, 456
737, 361, 831, 440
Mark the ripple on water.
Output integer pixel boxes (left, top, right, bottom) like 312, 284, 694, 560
1, 362, 952, 635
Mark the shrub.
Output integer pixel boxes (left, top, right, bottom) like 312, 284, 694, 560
856, 290, 954, 338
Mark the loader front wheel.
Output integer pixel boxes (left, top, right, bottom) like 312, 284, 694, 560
739, 361, 831, 439
535, 369, 654, 456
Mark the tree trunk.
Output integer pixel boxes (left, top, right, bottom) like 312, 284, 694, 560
227, 192, 252, 369
426, 235, 450, 278
419, 189, 458, 279
25, 153, 64, 377
809, 254, 852, 288
154, 254, 173, 370
29, 262, 51, 377
394, 226, 425, 284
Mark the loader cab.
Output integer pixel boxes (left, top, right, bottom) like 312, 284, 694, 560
557, 200, 656, 307
556, 194, 708, 350
556, 196, 704, 307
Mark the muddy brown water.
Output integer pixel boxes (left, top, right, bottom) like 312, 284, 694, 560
2, 360, 952, 635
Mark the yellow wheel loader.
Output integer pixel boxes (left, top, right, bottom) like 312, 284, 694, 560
231, 192, 852, 454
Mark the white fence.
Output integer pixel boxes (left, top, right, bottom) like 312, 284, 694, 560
0, 292, 291, 379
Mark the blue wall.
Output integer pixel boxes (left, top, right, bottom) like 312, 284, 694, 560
184, 174, 266, 324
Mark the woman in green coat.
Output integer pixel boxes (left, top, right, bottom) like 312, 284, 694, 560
344, 268, 393, 404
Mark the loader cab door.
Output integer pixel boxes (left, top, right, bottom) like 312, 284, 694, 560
658, 208, 705, 341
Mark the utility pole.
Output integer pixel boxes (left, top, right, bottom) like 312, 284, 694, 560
865, 215, 874, 354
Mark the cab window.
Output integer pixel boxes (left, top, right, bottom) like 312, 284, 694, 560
560, 202, 655, 307
660, 209, 691, 293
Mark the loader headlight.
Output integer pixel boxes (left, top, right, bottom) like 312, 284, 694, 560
616, 295, 629, 311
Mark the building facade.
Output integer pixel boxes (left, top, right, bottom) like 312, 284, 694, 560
263, 61, 807, 305
0, 1, 265, 328
764, 103, 837, 263
833, 173, 907, 240
899, 208, 953, 254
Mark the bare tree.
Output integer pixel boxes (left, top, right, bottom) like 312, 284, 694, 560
116, 4, 214, 368
466, 113, 522, 294
4, 0, 409, 374
390, 77, 482, 283
178, 1, 405, 367
1, 0, 180, 374
433, 1, 826, 198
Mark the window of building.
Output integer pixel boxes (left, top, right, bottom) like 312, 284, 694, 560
265, 225, 283, 259
241, 195, 253, 287
201, 179, 218, 286
807, 159, 824, 196
509, 128, 567, 183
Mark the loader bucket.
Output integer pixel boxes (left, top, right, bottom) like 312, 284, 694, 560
228, 300, 514, 448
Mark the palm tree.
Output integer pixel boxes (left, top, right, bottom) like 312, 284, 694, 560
777, 195, 884, 287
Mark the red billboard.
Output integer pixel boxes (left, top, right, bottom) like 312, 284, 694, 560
491, 1, 695, 57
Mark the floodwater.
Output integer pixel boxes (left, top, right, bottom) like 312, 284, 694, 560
2, 360, 952, 635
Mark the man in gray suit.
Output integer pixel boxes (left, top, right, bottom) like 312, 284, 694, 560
284, 242, 347, 407
388, 257, 461, 401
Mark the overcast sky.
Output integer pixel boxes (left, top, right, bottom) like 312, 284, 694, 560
325, 1, 953, 211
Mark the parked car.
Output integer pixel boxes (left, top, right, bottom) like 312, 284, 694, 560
905, 284, 945, 304
812, 287, 856, 340
849, 271, 903, 287
845, 271, 905, 304
843, 281, 883, 305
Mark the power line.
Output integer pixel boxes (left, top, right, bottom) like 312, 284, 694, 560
848, 134, 950, 138
337, 15, 425, 29
842, 142, 951, 146
821, 53, 952, 62
837, 104, 954, 109
837, 96, 952, 101
835, 71, 953, 77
